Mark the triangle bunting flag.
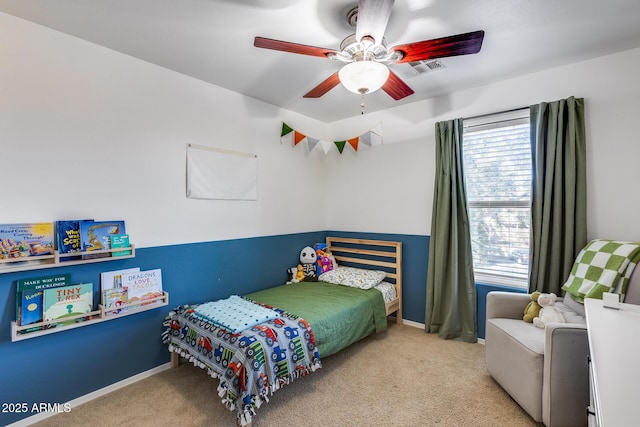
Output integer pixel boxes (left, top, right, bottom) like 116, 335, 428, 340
347, 137, 359, 151
370, 131, 383, 146
293, 131, 307, 146
280, 122, 294, 145
360, 131, 372, 147
281, 122, 294, 137
370, 122, 383, 136
282, 122, 383, 155
320, 140, 333, 154
307, 138, 320, 152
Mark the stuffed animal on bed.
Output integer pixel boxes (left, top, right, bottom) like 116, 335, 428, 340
287, 264, 305, 283
533, 293, 566, 328
287, 246, 318, 283
317, 251, 334, 274
299, 246, 318, 281
313, 242, 336, 275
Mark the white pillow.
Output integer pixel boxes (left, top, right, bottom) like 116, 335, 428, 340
374, 281, 397, 303
319, 266, 386, 290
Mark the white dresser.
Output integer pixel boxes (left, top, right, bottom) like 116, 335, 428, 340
585, 298, 640, 427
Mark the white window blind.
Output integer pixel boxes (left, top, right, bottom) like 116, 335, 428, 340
463, 110, 531, 288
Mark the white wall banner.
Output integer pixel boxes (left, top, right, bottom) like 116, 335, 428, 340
186, 144, 258, 200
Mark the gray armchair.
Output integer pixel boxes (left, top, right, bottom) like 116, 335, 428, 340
485, 271, 640, 427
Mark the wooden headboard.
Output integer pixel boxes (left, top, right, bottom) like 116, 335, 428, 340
325, 237, 403, 324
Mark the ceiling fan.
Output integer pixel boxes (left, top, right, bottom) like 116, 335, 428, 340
254, 0, 484, 102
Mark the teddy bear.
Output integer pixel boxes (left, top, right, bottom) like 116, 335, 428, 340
286, 264, 304, 283
533, 293, 566, 329
523, 291, 542, 323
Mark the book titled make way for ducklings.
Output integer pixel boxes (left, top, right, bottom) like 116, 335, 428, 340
43, 283, 94, 327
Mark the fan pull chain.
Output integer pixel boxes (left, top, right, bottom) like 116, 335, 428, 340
361, 92, 366, 115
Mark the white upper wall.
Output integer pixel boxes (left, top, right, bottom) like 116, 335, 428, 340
0, 12, 329, 248
3, 11, 640, 246
326, 46, 640, 242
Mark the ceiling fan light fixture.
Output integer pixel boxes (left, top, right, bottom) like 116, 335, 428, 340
338, 60, 390, 94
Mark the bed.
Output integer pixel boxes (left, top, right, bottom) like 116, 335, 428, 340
162, 237, 402, 425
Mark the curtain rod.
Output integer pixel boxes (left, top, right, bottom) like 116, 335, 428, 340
463, 106, 529, 121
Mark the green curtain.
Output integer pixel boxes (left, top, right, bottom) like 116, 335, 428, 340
529, 96, 587, 294
425, 119, 477, 343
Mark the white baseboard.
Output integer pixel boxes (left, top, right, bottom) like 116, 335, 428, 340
395, 317, 486, 345
401, 318, 426, 329
387, 315, 424, 329
6, 362, 172, 427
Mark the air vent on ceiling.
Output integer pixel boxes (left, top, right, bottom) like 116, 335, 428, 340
392, 58, 446, 80
408, 59, 446, 73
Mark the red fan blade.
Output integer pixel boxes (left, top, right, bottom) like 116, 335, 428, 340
391, 30, 485, 64
303, 72, 341, 98
381, 70, 414, 100
254, 37, 338, 58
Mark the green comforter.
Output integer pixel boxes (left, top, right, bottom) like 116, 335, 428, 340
245, 281, 387, 358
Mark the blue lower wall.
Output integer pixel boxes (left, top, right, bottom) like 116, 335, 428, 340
0, 231, 326, 425
476, 282, 528, 339
0, 230, 523, 425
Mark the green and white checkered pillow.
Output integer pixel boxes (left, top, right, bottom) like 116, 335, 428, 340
562, 239, 640, 303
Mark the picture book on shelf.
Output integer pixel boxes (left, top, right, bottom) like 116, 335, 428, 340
20, 289, 44, 326
123, 269, 163, 304
0, 223, 55, 267
103, 288, 128, 316
102, 267, 142, 313
110, 234, 131, 257
55, 219, 91, 261
16, 274, 71, 324
79, 220, 126, 259
43, 283, 94, 327
100, 267, 139, 303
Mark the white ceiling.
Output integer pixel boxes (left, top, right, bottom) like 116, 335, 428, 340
2, 0, 640, 122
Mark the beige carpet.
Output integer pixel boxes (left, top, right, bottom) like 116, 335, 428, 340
32, 323, 541, 427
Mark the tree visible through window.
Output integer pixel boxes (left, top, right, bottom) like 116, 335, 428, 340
463, 110, 531, 288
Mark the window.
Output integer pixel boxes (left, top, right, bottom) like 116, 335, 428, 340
463, 109, 531, 288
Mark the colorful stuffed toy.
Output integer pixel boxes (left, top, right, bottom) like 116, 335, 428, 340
313, 242, 336, 275
533, 293, 566, 329
287, 264, 306, 284
318, 251, 333, 273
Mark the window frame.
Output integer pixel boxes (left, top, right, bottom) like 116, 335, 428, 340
463, 109, 531, 289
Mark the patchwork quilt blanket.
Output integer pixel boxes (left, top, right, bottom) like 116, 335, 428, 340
162, 300, 321, 426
